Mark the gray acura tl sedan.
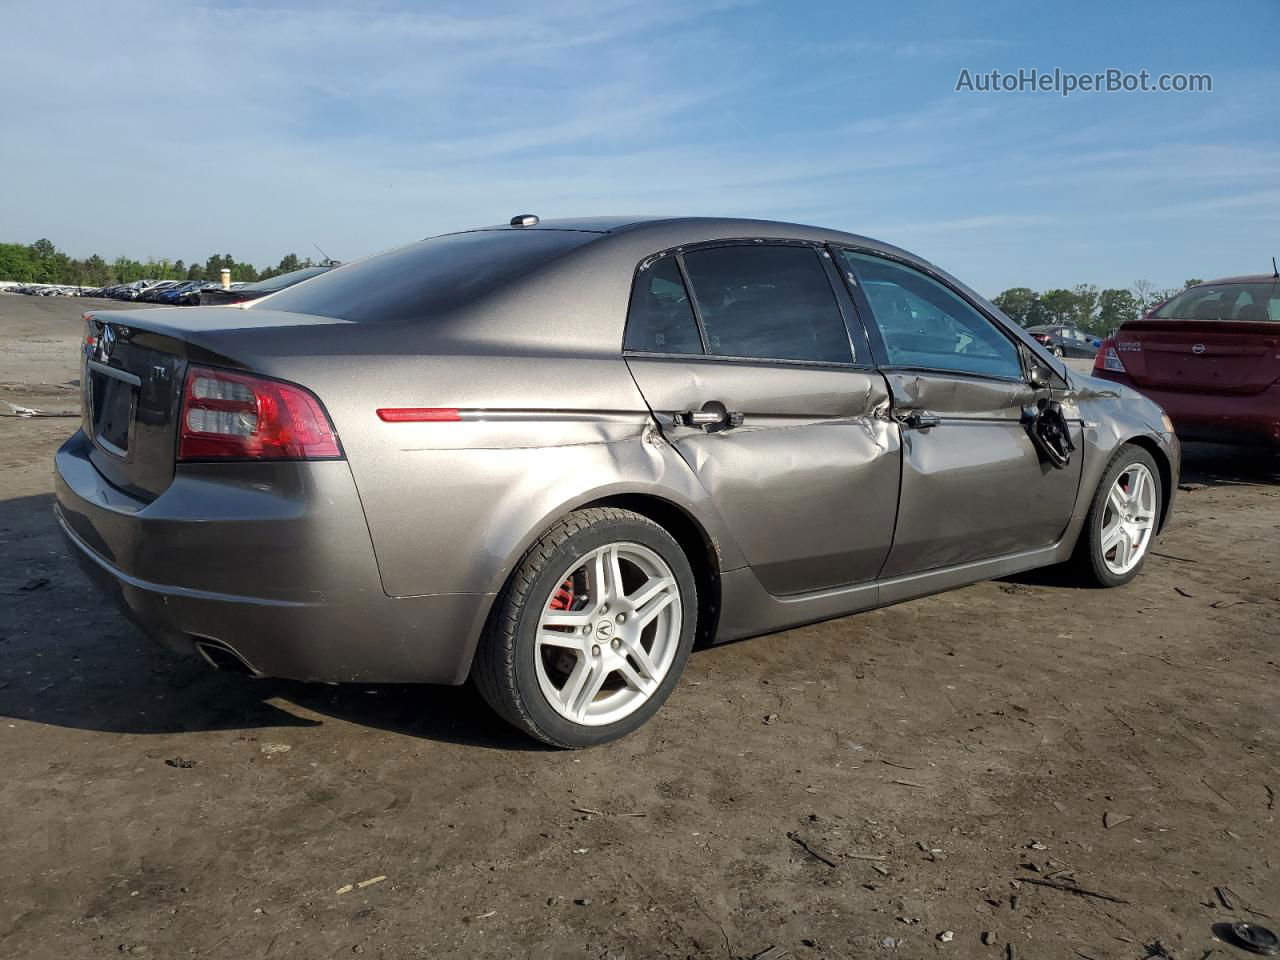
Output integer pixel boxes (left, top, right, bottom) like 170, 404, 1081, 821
55, 216, 1179, 747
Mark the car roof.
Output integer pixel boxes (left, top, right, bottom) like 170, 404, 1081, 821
457, 215, 941, 277
1197, 274, 1280, 285
462, 215, 908, 248
470, 215, 673, 233
360, 214, 1049, 363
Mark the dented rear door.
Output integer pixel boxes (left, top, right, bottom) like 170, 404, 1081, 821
625, 358, 901, 595
622, 241, 900, 596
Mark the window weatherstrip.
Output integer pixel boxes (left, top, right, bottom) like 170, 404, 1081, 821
672, 253, 710, 355
621, 349, 857, 370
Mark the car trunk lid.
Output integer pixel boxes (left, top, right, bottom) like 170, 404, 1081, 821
80, 307, 353, 500
1113, 319, 1280, 395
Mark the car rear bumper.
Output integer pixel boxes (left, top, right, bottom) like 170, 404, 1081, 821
1095, 371, 1280, 448
54, 430, 490, 684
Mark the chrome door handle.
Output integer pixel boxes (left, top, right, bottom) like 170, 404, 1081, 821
898, 411, 941, 429
676, 408, 744, 429
680, 410, 723, 426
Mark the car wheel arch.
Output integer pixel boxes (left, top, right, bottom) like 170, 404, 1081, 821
463, 485, 729, 673
579, 492, 723, 647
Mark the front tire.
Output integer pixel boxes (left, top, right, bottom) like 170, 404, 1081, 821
473, 508, 697, 748
1071, 445, 1162, 587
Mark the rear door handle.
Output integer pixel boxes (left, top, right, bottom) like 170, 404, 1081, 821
680, 410, 722, 426
897, 411, 941, 430
677, 407, 745, 429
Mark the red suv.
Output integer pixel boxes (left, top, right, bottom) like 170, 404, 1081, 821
1094, 274, 1280, 449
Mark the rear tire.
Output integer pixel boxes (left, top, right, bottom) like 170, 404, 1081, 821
472, 508, 697, 748
1071, 445, 1162, 587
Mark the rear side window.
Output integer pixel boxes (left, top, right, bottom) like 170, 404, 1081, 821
255, 230, 597, 323
840, 251, 1022, 379
624, 256, 703, 354
680, 245, 853, 364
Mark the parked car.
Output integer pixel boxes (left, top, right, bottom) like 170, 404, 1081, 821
1094, 273, 1280, 449
12, 283, 79, 296
103, 280, 153, 301
150, 280, 206, 306
1026, 324, 1101, 358
56, 216, 1179, 747
136, 280, 184, 303
198, 264, 335, 305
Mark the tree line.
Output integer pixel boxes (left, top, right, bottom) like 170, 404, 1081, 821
4, 237, 1200, 334
0, 238, 320, 287
991, 279, 1202, 336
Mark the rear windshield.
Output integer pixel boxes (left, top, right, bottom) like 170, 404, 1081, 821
241, 266, 332, 293
254, 230, 598, 322
1153, 282, 1280, 322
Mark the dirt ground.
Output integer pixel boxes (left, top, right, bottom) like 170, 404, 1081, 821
1, 294, 1278, 960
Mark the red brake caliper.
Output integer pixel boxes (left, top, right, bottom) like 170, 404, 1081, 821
549, 575, 576, 611
548, 574, 581, 677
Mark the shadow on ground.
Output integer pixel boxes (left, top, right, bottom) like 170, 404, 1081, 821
4, 441, 1273, 747
1003, 441, 1275, 589
0, 492, 541, 751
1178, 440, 1279, 488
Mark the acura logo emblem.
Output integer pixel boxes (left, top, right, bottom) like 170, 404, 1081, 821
1192, 343, 1205, 355
594, 620, 615, 641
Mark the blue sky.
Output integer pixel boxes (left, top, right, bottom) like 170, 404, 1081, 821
3, 0, 1276, 294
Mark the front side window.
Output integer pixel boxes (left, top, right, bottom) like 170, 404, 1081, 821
680, 245, 853, 364
840, 251, 1023, 379
623, 255, 703, 354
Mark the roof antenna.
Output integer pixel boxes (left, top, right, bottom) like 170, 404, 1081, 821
1273, 255, 1278, 279
314, 242, 337, 266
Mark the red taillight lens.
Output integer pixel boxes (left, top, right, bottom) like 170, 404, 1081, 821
1094, 337, 1125, 373
1032, 333, 1052, 345
178, 365, 341, 461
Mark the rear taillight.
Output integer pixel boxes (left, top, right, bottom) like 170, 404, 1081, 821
1032, 333, 1052, 345
1094, 338, 1125, 373
178, 365, 341, 461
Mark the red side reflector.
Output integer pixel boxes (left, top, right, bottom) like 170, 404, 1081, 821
376, 407, 461, 422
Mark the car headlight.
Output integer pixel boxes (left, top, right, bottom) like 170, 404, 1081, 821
1161, 412, 1175, 433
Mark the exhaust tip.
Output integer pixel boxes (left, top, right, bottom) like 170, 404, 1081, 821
194, 639, 262, 677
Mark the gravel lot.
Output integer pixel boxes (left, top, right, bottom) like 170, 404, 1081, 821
1, 294, 1278, 960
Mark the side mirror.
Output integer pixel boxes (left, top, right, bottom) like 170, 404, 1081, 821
1027, 362, 1053, 389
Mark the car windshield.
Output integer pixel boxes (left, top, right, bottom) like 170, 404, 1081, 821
1153, 281, 1280, 322
255, 230, 599, 322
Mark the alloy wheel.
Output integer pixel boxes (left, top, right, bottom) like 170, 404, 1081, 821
533, 542, 683, 726
1100, 462, 1156, 575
